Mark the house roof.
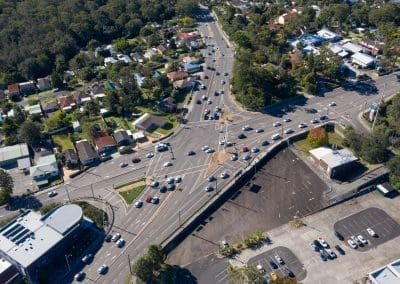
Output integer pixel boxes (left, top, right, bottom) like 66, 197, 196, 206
63, 149, 78, 161
30, 155, 58, 178
37, 78, 51, 90
94, 135, 116, 149
351, 52, 376, 66
73, 91, 91, 104
27, 104, 42, 115
167, 71, 189, 82
317, 29, 340, 40
75, 140, 98, 161
178, 32, 199, 41
0, 144, 29, 163
58, 96, 75, 109
343, 42, 363, 54
42, 101, 58, 111
113, 130, 130, 144
309, 147, 358, 168
7, 84, 19, 94
133, 113, 166, 130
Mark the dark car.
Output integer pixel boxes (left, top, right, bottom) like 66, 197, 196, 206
187, 150, 195, 156
216, 71, 220, 75
160, 186, 167, 193
335, 231, 344, 241
145, 196, 153, 203
335, 245, 346, 255
167, 184, 176, 191
214, 91, 219, 96
238, 133, 247, 139
269, 260, 278, 269
196, 99, 202, 104
104, 234, 112, 242
313, 240, 323, 250
319, 250, 328, 261
283, 267, 295, 278
319, 115, 328, 120
132, 157, 141, 163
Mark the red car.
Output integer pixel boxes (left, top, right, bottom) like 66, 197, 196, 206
132, 157, 141, 163
242, 146, 249, 152
145, 196, 153, 203
204, 74, 209, 79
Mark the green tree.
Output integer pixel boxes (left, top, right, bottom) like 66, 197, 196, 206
104, 90, 120, 115
147, 245, 166, 271
0, 190, 11, 205
175, 0, 198, 17
360, 129, 388, 164
0, 169, 14, 194
45, 111, 71, 132
343, 127, 364, 155
242, 265, 264, 284
307, 127, 329, 148
19, 121, 42, 148
132, 245, 166, 282
387, 156, 400, 189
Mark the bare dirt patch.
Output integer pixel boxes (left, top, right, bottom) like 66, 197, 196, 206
204, 150, 231, 177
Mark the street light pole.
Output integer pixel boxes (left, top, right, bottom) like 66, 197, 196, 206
178, 210, 181, 227
91, 183, 95, 199
64, 185, 71, 202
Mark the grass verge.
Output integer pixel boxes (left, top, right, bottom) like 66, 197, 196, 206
52, 133, 74, 150
119, 185, 146, 204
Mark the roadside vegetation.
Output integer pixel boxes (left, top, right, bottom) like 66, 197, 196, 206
0, 169, 14, 205
119, 184, 146, 204
219, 230, 270, 257
294, 126, 343, 155
73, 201, 106, 228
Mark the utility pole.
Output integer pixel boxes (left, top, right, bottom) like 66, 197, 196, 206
127, 254, 133, 276
281, 122, 284, 137
91, 183, 95, 199
64, 185, 71, 202
178, 210, 181, 227
372, 83, 386, 131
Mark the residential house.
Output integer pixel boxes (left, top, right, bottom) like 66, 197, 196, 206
167, 71, 189, 82
90, 84, 106, 99
177, 32, 200, 43
37, 77, 52, 91
72, 120, 82, 132
277, 9, 300, 25
156, 44, 167, 55
30, 155, 59, 188
42, 101, 59, 114
104, 57, 118, 66
94, 133, 116, 154
173, 77, 196, 90
317, 29, 341, 42
19, 81, 37, 95
133, 113, 167, 132
152, 70, 162, 78
158, 97, 177, 113
342, 42, 365, 54
117, 54, 132, 64
134, 73, 146, 87
75, 140, 99, 166
130, 52, 144, 63
105, 44, 116, 56
63, 149, 79, 169
144, 48, 157, 59
360, 39, 384, 55
7, 84, 20, 99
73, 91, 92, 106
58, 95, 76, 112
131, 131, 146, 142
183, 62, 201, 73
182, 56, 200, 65
113, 130, 132, 146
26, 104, 43, 117
0, 143, 30, 168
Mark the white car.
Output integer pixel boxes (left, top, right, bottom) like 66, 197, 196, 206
166, 177, 174, 184
150, 181, 159, 187
347, 239, 357, 249
205, 148, 215, 153
271, 133, 281, 140
283, 118, 291, 123
146, 152, 154, 158
357, 235, 367, 245
242, 125, 251, 131
350, 235, 360, 245
48, 191, 57, 197
274, 255, 284, 264
116, 238, 125, 248
284, 128, 293, 134
329, 102, 336, 107
111, 233, 121, 242
134, 200, 143, 208
81, 254, 93, 263
98, 264, 108, 274
251, 147, 259, 153
202, 95, 207, 100
325, 249, 336, 259
219, 140, 225, 145
256, 128, 264, 133
201, 145, 209, 151
119, 162, 128, 168
298, 123, 307, 128
163, 161, 172, 167
310, 119, 318, 124
231, 154, 238, 161
366, 227, 377, 237
273, 122, 281, 127
175, 176, 182, 183
220, 171, 229, 179
318, 237, 328, 248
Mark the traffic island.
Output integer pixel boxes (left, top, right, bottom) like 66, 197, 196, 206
116, 179, 146, 205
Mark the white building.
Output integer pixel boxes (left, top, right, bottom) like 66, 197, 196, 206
369, 259, 400, 284
117, 54, 132, 64
342, 42, 364, 54
317, 29, 341, 42
351, 52, 376, 68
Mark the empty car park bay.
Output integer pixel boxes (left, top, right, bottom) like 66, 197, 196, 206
168, 148, 329, 265
334, 207, 400, 252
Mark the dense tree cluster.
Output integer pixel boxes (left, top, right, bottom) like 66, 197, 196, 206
0, 0, 198, 85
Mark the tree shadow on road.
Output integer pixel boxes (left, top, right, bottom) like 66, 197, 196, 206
260, 96, 309, 118
154, 264, 197, 284
6, 195, 43, 211
341, 81, 379, 96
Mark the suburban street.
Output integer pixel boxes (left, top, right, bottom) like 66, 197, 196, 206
1, 7, 399, 284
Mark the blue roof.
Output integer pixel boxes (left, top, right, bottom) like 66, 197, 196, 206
299, 34, 325, 46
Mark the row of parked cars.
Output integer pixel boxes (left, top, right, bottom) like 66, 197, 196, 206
310, 237, 344, 261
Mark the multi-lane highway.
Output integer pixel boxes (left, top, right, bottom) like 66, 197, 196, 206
1, 7, 399, 284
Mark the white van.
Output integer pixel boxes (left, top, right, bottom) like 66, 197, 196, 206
271, 133, 281, 140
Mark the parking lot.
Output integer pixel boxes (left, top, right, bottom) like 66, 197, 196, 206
334, 207, 400, 252
185, 254, 228, 284
168, 148, 329, 266
248, 246, 306, 281
8, 168, 32, 195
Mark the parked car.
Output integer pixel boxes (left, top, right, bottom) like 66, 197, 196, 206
284, 128, 293, 134
135, 200, 143, 208
242, 154, 251, 161
325, 249, 337, 259
256, 128, 264, 133
242, 146, 249, 152
132, 157, 141, 163
271, 133, 281, 140
274, 255, 284, 264
335, 231, 344, 241
205, 148, 215, 153
329, 102, 336, 107
119, 162, 128, 168
166, 177, 174, 184
104, 234, 112, 242
357, 235, 367, 245
82, 254, 93, 263
313, 239, 323, 250
335, 245, 345, 255
319, 115, 328, 120
116, 238, 125, 248
205, 185, 214, 192
311, 119, 318, 124
151, 196, 159, 204
238, 133, 247, 139
347, 239, 357, 249
201, 145, 209, 151
318, 237, 329, 248
231, 154, 238, 161
187, 150, 196, 156
167, 184, 175, 191
145, 196, 153, 203
208, 175, 217, 182
48, 191, 57, 197
319, 249, 329, 261
283, 118, 291, 123
175, 176, 182, 183
251, 147, 259, 153
150, 181, 159, 188
98, 264, 108, 274
242, 125, 252, 131
298, 123, 307, 128
310, 242, 319, 252
367, 228, 377, 237
273, 122, 281, 127
283, 267, 294, 277
111, 233, 121, 242
261, 140, 269, 146
163, 161, 172, 167
269, 260, 278, 269
74, 272, 85, 281
220, 171, 229, 179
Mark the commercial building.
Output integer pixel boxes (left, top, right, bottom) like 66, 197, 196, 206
309, 147, 358, 179
0, 144, 30, 168
369, 258, 400, 284
317, 28, 341, 42
0, 204, 90, 283
351, 52, 376, 68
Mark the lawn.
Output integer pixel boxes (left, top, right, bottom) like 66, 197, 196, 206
52, 133, 74, 150
81, 119, 107, 141
105, 116, 134, 131
294, 131, 344, 155
119, 185, 146, 204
